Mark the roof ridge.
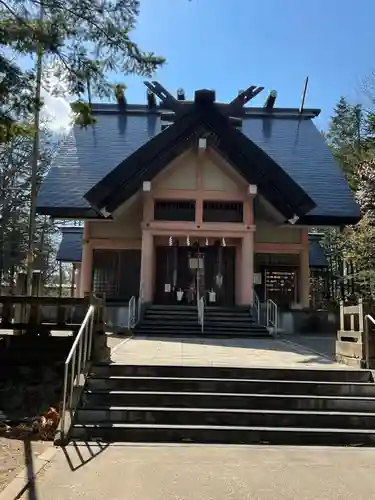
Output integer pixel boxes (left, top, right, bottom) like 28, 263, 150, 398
90, 102, 320, 119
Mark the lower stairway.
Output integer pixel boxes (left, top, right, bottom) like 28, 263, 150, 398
70, 364, 375, 446
133, 304, 271, 337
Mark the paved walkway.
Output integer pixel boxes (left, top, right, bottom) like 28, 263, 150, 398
18, 443, 375, 500
109, 334, 344, 369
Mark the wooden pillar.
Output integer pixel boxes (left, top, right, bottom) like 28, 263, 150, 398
81, 222, 93, 296
142, 193, 154, 223
240, 232, 254, 305
31, 270, 42, 296
235, 242, 242, 305
14, 272, 27, 334
140, 230, 154, 302
70, 263, 76, 297
299, 229, 310, 308
74, 264, 81, 298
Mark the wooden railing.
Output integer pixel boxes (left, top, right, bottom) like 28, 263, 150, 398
0, 295, 90, 335
336, 299, 375, 368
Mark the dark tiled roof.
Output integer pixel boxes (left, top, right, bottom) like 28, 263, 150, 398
37, 105, 360, 222
308, 234, 328, 268
56, 227, 83, 262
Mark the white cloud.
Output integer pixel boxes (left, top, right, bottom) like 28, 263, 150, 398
41, 88, 73, 134
40, 63, 74, 135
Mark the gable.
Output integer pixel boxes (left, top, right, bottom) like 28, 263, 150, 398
153, 151, 198, 190
202, 157, 240, 191
85, 101, 314, 221
153, 148, 246, 194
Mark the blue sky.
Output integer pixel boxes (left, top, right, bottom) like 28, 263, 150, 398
14, 0, 375, 131
116, 0, 375, 130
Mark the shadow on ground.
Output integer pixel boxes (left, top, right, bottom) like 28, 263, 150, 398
121, 333, 337, 365
62, 441, 110, 471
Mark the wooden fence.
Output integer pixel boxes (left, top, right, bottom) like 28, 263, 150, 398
336, 299, 375, 368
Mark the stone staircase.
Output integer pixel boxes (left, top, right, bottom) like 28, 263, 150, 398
133, 305, 271, 337
70, 364, 375, 446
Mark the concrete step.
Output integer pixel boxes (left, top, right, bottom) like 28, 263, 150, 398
90, 364, 372, 382
135, 322, 201, 328
143, 312, 198, 318
86, 377, 375, 396
133, 330, 204, 336
204, 317, 256, 324
75, 406, 375, 429
82, 390, 375, 412
133, 329, 270, 338
70, 422, 375, 446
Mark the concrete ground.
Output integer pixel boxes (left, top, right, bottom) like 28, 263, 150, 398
108, 333, 343, 369
18, 443, 375, 500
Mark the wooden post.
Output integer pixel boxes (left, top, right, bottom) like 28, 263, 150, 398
90, 293, 109, 362
339, 300, 344, 331
71, 263, 76, 298
14, 272, 27, 334
31, 270, 42, 296
59, 261, 63, 297
358, 298, 364, 332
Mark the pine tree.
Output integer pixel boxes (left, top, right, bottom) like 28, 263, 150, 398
0, 0, 165, 139
326, 97, 365, 191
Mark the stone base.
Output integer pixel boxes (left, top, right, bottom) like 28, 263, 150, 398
92, 335, 111, 363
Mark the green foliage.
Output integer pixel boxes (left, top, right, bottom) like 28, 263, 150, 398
70, 100, 96, 127
0, 133, 59, 285
0, 0, 165, 136
114, 83, 127, 102
326, 97, 366, 191
324, 95, 375, 302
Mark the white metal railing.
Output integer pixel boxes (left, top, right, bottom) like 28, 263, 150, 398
253, 290, 260, 323
128, 295, 137, 329
198, 295, 205, 333
266, 298, 278, 336
60, 304, 96, 438
364, 314, 375, 369
137, 282, 144, 323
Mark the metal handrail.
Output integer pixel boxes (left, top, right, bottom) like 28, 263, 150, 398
364, 314, 375, 369
266, 298, 278, 336
128, 295, 137, 329
137, 282, 144, 323
253, 290, 260, 323
198, 296, 205, 333
61, 304, 96, 438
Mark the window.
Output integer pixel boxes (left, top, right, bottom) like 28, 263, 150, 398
154, 200, 195, 221
203, 201, 243, 223
92, 249, 141, 302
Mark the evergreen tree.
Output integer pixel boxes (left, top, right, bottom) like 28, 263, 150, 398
326, 97, 365, 191
0, 0, 165, 139
0, 130, 58, 287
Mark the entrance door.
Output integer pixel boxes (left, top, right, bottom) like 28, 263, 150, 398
154, 245, 235, 306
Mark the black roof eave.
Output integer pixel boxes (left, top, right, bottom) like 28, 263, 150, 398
85, 106, 200, 209
36, 205, 107, 219
299, 214, 360, 226
85, 105, 315, 220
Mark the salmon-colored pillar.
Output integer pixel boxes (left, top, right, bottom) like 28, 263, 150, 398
140, 229, 154, 302
299, 230, 310, 308
240, 232, 254, 305
80, 222, 93, 296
